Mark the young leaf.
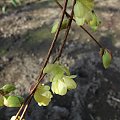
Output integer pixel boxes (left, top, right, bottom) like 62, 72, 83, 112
51, 19, 69, 33
0, 84, 16, 94
17, 96, 24, 103
74, 1, 89, 18
4, 96, 22, 107
78, 0, 94, 10
102, 49, 112, 69
74, 1, 95, 26
43, 64, 56, 73
43, 63, 70, 76
51, 21, 58, 33
43, 63, 64, 76
75, 17, 85, 26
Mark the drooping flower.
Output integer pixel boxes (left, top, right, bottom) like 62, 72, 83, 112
43, 63, 77, 96
52, 79, 67, 96
34, 84, 53, 106
51, 75, 77, 96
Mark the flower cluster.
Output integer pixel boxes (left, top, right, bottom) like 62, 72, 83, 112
34, 84, 53, 106
43, 63, 77, 96
74, 0, 100, 30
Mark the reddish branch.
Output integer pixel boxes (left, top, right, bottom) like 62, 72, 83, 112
15, 0, 77, 119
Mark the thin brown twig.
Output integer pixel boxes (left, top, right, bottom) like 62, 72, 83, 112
54, 0, 76, 62
54, 0, 104, 48
15, 0, 69, 119
19, 104, 29, 120
19, 74, 45, 120
19, 0, 77, 119
21, 1, 76, 117
24, 0, 76, 117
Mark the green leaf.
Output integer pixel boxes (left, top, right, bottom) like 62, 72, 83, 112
43, 64, 55, 73
74, 1, 95, 26
4, 96, 22, 107
0, 95, 4, 107
102, 49, 112, 69
17, 96, 24, 103
43, 64, 64, 76
0, 84, 16, 94
78, 0, 94, 10
75, 17, 85, 26
74, 0, 100, 30
51, 21, 58, 33
51, 19, 69, 33
74, 1, 89, 18
44, 63, 70, 76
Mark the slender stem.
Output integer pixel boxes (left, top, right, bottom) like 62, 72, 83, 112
22, 1, 76, 117
54, 0, 76, 62
15, 104, 24, 119
19, 104, 29, 120
80, 26, 103, 48
54, 0, 104, 48
15, 0, 69, 119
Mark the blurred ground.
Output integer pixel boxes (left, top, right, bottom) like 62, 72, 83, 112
0, 0, 120, 120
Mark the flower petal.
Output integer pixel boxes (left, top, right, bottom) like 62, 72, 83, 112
63, 76, 77, 90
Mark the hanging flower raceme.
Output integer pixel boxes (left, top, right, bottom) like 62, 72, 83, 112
34, 84, 53, 106
43, 63, 77, 96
